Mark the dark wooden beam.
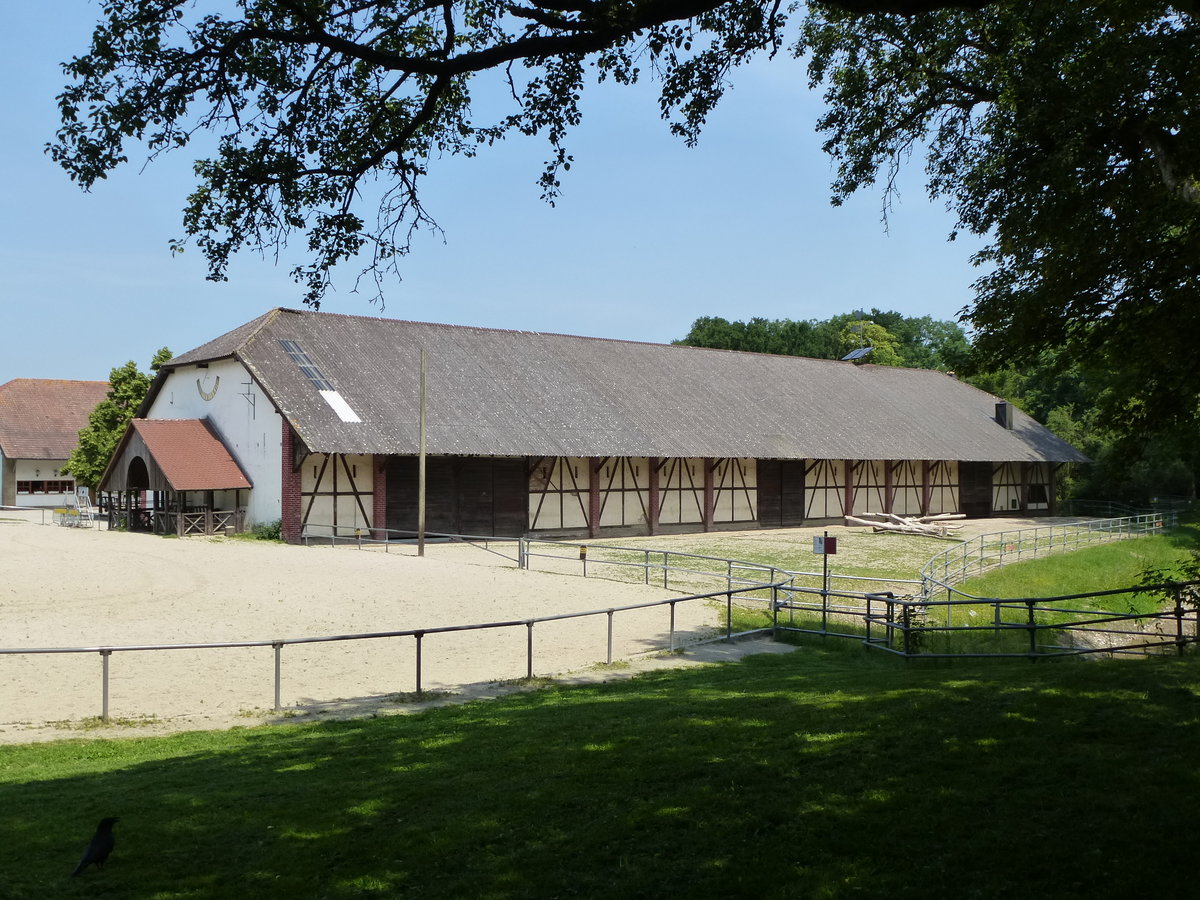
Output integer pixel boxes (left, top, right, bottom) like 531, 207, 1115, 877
648, 456, 660, 536
921, 460, 932, 516
588, 457, 601, 538
703, 458, 715, 532
843, 460, 854, 518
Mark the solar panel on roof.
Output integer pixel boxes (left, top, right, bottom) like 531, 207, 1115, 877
279, 339, 361, 422
279, 340, 336, 390
841, 347, 874, 361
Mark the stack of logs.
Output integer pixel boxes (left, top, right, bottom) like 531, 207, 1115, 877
844, 512, 966, 537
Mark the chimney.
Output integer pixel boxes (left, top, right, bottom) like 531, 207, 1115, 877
995, 401, 1014, 429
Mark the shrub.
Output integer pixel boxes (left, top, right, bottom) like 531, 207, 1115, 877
251, 519, 282, 541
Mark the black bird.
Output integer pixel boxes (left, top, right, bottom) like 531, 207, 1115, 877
71, 817, 119, 876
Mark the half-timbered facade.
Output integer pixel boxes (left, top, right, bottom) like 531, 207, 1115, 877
114, 308, 1087, 542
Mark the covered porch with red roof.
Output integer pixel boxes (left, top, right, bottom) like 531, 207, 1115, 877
99, 419, 252, 535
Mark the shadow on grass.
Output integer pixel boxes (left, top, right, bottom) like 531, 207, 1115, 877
2, 650, 1200, 899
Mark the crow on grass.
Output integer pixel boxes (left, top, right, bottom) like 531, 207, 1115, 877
72, 817, 119, 876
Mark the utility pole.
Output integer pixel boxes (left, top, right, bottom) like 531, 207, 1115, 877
418, 348, 426, 557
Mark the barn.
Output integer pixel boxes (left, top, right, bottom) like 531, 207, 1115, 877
99, 307, 1086, 540
0, 379, 109, 508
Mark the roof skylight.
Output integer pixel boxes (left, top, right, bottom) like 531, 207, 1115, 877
279, 339, 361, 423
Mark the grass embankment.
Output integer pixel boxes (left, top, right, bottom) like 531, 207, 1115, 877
957, 522, 1200, 609
3, 647, 1200, 899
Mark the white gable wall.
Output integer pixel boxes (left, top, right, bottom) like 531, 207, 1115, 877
145, 359, 283, 527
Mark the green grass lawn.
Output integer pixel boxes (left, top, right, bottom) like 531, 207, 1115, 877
3, 647, 1200, 899
957, 526, 1200, 607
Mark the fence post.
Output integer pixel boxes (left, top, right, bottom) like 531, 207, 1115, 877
669, 601, 677, 652
526, 621, 534, 679
606, 610, 614, 664
821, 580, 828, 636
772, 582, 779, 639
1174, 588, 1185, 657
100, 649, 112, 722
1026, 600, 1037, 660
415, 632, 424, 695
272, 642, 283, 711
663, 552, 669, 590
726, 591, 733, 642
644, 550, 650, 585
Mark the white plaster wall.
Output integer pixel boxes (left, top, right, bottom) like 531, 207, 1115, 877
806, 460, 845, 520
713, 458, 757, 523
857, 460, 888, 514
598, 458, 649, 528
659, 458, 704, 525
528, 457, 590, 530
928, 461, 959, 515
146, 360, 284, 527
893, 461, 923, 516
12, 458, 75, 507
300, 453, 374, 535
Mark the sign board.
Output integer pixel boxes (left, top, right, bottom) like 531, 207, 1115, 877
813, 536, 838, 555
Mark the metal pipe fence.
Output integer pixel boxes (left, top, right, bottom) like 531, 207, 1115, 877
846, 580, 1200, 661
0, 582, 787, 723
919, 513, 1174, 603
12, 513, 1189, 723
301, 524, 522, 563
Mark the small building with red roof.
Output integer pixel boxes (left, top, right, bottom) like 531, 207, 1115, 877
0, 379, 109, 507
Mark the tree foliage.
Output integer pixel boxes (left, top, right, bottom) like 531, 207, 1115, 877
64, 348, 172, 489
50, 0, 986, 308
50, 1, 1200, 446
969, 351, 1199, 504
800, 1, 1200, 443
675, 309, 969, 370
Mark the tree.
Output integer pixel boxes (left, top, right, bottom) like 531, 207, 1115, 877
799, 2, 1200, 444
676, 311, 968, 369
52, 2, 1198, 446
673, 315, 841, 357
50, 0, 990, 309
838, 319, 903, 365
64, 348, 172, 489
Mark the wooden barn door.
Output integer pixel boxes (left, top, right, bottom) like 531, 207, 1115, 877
959, 462, 993, 518
386, 457, 527, 537
758, 460, 806, 528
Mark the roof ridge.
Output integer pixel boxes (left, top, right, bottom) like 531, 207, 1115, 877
267, 307, 948, 370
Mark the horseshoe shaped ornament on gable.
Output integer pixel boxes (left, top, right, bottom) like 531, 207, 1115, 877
197, 375, 220, 401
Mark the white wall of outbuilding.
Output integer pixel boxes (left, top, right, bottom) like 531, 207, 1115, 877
145, 359, 283, 527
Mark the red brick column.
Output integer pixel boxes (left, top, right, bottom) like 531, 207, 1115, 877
373, 455, 388, 540
281, 419, 303, 544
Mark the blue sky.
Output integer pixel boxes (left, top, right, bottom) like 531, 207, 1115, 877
0, 2, 984, 386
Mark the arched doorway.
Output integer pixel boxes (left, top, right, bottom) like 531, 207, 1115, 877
124, 456, 152, 531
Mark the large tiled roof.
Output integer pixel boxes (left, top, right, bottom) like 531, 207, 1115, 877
164, 308, 1088, 463
0, 379, 109, 460
130, 419, 252, 491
